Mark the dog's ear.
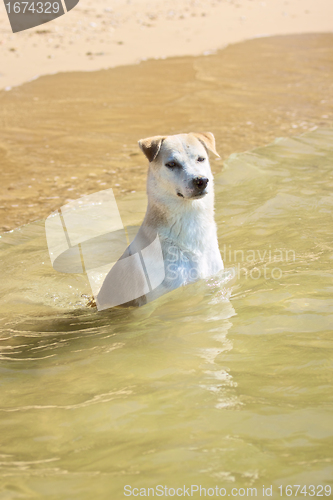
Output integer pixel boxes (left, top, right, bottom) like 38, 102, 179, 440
138, 136, 166, 163
192, 132, 220, 158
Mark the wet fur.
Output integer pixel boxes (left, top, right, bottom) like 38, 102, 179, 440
96, 132, 223, 309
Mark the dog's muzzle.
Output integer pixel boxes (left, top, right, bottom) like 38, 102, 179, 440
177, 176, 209, 199
192, 176, 209, 198
193, 176, 209, 190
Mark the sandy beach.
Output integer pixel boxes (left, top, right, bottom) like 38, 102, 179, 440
1, 3, 333, 498
1, 0, 333, 90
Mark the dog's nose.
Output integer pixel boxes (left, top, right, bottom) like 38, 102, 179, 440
193, 177, 209, 190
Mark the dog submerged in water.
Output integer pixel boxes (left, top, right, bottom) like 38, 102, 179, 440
96, 132, 223, 309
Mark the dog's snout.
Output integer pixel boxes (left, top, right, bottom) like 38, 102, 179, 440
193, 176, 209, 190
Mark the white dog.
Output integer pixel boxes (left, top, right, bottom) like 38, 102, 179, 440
96, 132, 223, 309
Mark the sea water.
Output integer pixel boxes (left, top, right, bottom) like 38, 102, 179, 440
0, 127, 332, 499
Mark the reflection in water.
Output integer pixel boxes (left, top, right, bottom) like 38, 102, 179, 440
0, 128, 333, 497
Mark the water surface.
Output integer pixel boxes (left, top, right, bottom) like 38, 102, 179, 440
0, 128, 332, 499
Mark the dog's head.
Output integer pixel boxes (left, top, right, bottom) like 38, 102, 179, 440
138, 132, 219, 201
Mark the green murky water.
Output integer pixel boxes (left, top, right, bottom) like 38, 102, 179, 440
0, 127, 332, 499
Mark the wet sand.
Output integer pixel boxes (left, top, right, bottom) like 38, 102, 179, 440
0, 32, 332, 231
1, 0, 333, 90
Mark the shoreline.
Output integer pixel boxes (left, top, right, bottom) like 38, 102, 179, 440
1, 32, 333, 232
1, 0, 333, 90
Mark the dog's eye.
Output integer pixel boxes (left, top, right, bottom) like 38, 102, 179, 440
197, 157, 205, 162
165, 161, 177, 169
